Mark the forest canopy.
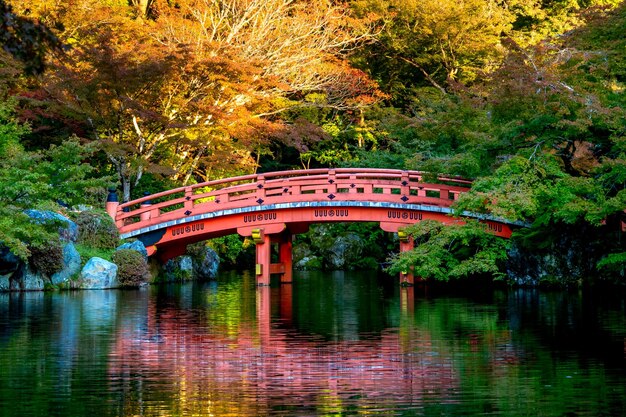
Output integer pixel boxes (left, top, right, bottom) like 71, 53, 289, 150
0, 0, 624, 281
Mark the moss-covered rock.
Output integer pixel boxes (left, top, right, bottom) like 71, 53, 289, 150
162, 256, 194, 282
78, 257, 119, 289
187, 243, 220, 279
51, 243, 82, 285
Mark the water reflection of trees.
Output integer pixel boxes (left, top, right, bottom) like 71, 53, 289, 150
104, 279, 626, 416
1, 277, 626, 416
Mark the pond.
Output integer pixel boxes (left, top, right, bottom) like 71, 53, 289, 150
0, 271, 625, 416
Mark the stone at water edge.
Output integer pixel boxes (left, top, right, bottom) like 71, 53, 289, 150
163, 255, 194, 281
51, 242, 82, 285
10, 264, 45, 291
0, 274, 9, 291
327, 233, 364, 270
193, 247, 220, 279
79, 257, 119, 289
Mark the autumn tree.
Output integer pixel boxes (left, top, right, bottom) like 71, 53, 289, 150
152, 0, 382, 178
17, 0, 381, 200
0, 0, 62, 74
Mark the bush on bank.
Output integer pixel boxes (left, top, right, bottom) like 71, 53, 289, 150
111, 249, 149, 287
29, 241, 64, 277
71, 210, 120, 250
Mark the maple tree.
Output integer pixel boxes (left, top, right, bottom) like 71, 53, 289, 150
0, 0, 62, 74
17, 0, 382, 200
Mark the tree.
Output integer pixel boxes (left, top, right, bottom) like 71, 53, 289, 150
29, 0, 382, 200
351, 0, 516, 101
0, 99, 107, 259
386, 220, 510, 281
0, 0, 62, 74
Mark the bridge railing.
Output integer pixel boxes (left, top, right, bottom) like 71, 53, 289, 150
114, 168, 472, 232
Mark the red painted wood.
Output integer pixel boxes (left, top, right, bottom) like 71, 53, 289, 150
278, 237, 293, 283
399, 237, 415, 285
255, 232, 271, 286
115, 168, 471, 232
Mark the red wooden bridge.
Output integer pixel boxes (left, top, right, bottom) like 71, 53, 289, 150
107, 168, 516, 285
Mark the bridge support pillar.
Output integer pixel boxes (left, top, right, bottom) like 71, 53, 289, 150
398, 229, 415, 286
253, 229, 271, 286
278, 234, 293, 284
252, 228, 293, 286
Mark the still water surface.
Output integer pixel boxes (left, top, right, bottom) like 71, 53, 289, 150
0, 271, 625, 416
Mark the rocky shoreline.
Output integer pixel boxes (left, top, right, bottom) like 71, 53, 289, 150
0, 210, 219, 291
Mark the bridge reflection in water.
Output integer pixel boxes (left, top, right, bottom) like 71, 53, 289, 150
108, 169, 517, 285
108, 273, 463, 416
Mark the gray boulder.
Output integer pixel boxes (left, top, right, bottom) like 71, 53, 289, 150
293, 242, 323, 270
294, 255, 323, 270
328, 233, 364, 270
0, 274, 10, 291
78, 257, 119, 289
193, 247, 220, 279
308, 224, 365, 270
11, 264, 45, 291
24, 210, 79, 242
51, 242, 82, 285
506, 224, 601, 286
116, 240, 148, 260
163, 255, 194, 282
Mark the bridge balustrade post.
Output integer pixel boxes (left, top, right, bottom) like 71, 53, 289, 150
328, 169, 337, 194
140, 191, 152, 221
348, 175, 358, 194
257, 175, 266, 200
184, 187, 193, 211
440, 186, 451, 201
401, 171, 410, 199
105, 187, 119, 221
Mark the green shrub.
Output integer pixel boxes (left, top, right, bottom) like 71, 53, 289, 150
74, 243, 114, 266
72, 210, 119, 249
29, 240, 64, 276
354, 256, 380, 271
112, 249, 149, 287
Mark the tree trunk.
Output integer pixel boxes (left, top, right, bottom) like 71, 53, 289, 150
182, 146, 207, 186
109, 154, 132, 202
121, 175, 131, 203
131, 0, 153, 19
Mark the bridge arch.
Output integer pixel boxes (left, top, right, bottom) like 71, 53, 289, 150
108, 168, 516, 285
